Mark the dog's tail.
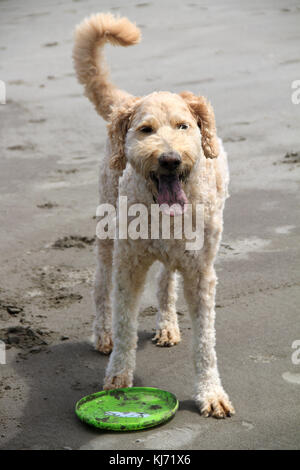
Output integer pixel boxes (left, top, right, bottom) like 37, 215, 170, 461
73, 13, 141, 120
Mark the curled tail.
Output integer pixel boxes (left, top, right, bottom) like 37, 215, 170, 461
73, 13, 141, 121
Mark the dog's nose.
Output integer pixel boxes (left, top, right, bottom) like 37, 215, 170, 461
158, 152, 182, 171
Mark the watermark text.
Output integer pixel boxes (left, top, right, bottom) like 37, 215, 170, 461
96, 197, 204, 250
0, 80, 6, 104
291, 80, 300, 104
0, 340, 6, 365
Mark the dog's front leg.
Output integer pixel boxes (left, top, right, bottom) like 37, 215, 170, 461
103, 244, 152, 390
183, 267, 235, 418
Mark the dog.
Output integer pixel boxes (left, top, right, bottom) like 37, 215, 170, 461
73, 13, 234, 418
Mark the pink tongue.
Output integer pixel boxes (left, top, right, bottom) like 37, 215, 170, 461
157, 174, 188, 216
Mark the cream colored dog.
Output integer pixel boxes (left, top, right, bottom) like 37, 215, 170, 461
73, 13, 235, 418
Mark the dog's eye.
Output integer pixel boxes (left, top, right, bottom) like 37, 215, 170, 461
177, 123, 189, 130
139, 126, 153, 134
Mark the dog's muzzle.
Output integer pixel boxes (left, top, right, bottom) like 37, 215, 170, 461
151, 152, 188, 216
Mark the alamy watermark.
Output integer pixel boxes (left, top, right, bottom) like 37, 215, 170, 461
0, 80, 6, 104
96, 196, 204, 250
291, 340, 300, 365
0, 340, 6, 365
291, 80, 300, 104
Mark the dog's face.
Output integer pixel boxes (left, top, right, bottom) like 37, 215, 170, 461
109, 91, 219, 214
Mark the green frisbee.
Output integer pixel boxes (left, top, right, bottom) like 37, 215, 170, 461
75, 387, 179, 431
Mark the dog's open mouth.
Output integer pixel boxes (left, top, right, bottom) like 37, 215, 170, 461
150, 172, 189, 216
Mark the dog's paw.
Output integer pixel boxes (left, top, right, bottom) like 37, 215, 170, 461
94, 331, 113, 355
103, 372, 133, 390
152, 326, 181, 347
196, 388, 235, 419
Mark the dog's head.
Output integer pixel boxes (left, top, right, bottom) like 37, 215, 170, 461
108, 91, 219, 214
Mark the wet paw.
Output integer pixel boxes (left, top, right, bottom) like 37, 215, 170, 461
94, 331, 113, 355
103, 372, 132, 390
196, 389, 235, 419
152, 326, 181, 347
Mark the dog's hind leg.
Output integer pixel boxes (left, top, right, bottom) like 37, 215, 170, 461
93, 140, 121, 354
152, 265, 181, 347
104, 245, 153, 389
93, 238, 114, 354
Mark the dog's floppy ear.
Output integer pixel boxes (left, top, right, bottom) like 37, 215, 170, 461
108, 100, 138, 171
180, 91, 219, 159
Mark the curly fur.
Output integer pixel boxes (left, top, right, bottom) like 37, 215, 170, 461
73, 12, 140, 120
73, 13, 235, 419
